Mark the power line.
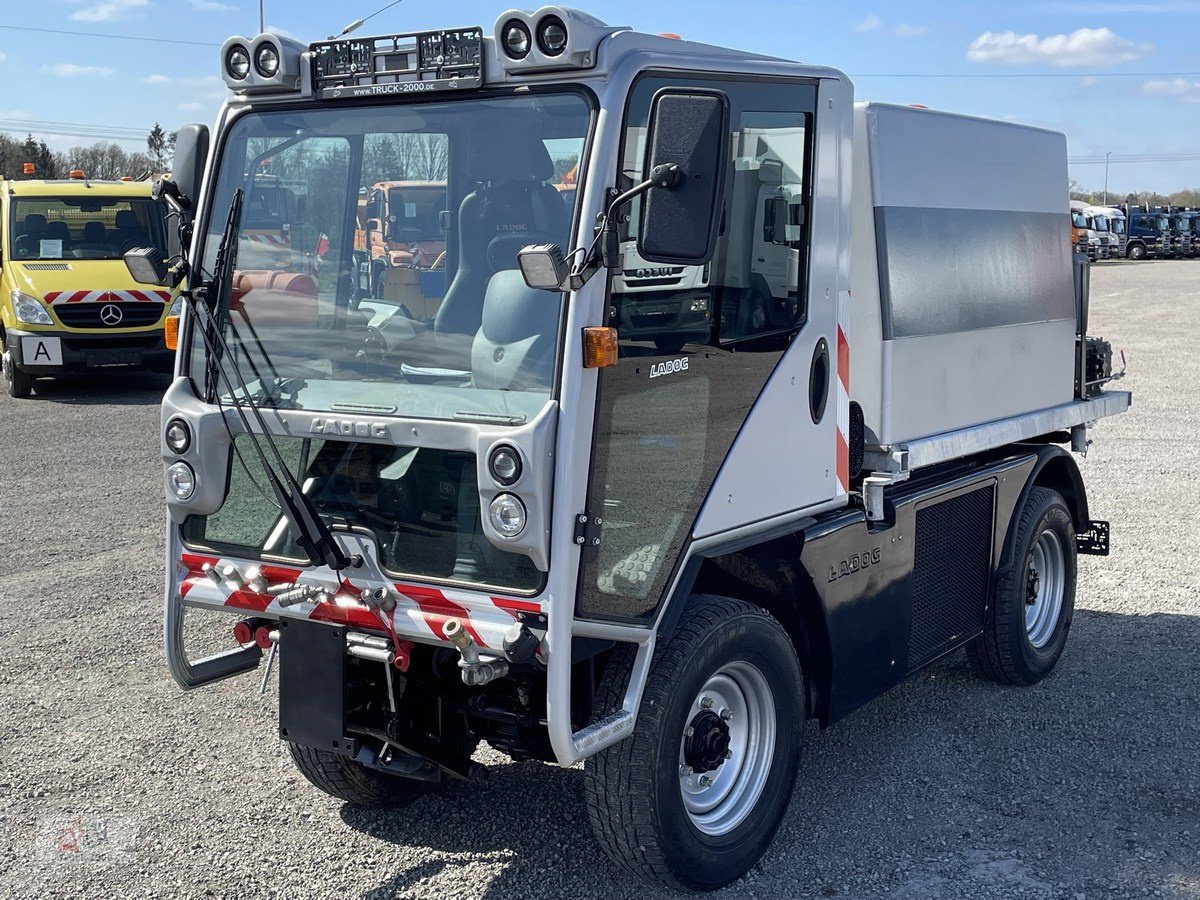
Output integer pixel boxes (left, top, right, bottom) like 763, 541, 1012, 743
0, 24, 219, 47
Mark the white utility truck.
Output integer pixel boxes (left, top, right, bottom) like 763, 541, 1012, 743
132, 9, 1129, 891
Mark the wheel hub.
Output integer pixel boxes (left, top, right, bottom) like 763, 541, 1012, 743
1026, 568, 1041, 605
683, 710, 731, 773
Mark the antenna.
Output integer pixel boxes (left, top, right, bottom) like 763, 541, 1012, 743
259, 0, 264, 33
330, 0, 405, 39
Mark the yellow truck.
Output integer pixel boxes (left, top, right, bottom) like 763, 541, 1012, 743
0, 175, 178, 398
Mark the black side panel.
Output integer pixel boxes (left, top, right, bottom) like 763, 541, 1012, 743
907, 484, 995, 671
278, 619, 348, 751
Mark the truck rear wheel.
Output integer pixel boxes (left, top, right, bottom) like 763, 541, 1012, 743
968, 487, 1077, 685
287, 742, 432, 807
584, 596, 805, 891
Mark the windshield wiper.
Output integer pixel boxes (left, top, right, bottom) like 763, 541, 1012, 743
192, 189, 354, 572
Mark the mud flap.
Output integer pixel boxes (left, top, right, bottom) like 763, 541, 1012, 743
278, 619, 350, 752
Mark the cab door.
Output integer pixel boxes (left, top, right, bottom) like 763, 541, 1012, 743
575, 74, 835, 623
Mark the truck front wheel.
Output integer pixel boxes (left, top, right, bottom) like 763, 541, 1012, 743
287, 742, 432, 808
968, 486, 1077, 685
2, 350, 32, 399
584, 596, 805, 891
1127, 242, 1146, 260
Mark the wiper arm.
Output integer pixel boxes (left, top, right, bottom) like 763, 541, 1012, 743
194, 190, 353, 572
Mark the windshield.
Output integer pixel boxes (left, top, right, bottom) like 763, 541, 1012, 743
1157, 216, 1171, 232
1071, 211, 1088, 229
10, 196, 168, 261
1111, 218, 1126, 235
1092, 216, 1109, 232
190, 91, 591, 424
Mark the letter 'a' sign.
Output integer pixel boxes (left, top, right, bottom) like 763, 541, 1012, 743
21, 336, 63, 366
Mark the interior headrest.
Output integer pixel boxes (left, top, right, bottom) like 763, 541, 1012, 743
47, 221, 70, 239
480, 270, 561, 346
82, 222, 107, 241
473, 134, 554, 184
115, 209, 140, 230
22, 214, 47, 232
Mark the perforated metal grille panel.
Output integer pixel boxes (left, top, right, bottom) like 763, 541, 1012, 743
908, 485, 994, 669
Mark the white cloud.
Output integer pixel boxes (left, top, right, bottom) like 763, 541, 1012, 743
43, 63, 114, 77
70, 0, 149, 23
265, 24, 299, 40
1142, 78, 1200, 102
142, 74, 170, 84
179, 102, 204, 111
1047, 1, 1200, 11
856, 15, 930, 38
893, 23, 931, 38
190, 0, 237, 9
0, 53, 7, 64
1080, 75, 1100, 87
855, 14, 882, 32
966, 27, 1153, 67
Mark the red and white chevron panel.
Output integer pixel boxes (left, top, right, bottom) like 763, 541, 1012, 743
177, 552, 542, 652
835, 290, 851, 496
44, 289, 171, 305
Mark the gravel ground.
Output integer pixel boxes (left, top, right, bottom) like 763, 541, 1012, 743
0, 261, 1196, 899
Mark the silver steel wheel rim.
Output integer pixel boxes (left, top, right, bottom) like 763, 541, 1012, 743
678, 661, 776, 837
1025, 529, 1066, 648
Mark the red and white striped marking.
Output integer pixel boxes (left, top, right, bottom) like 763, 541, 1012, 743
177, 552, 542, 651
244, 233, 290, 245
44, 289, 171, 305
835, 290, 851, 495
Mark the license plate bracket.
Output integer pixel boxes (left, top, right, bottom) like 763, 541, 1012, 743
278, 619, 349, 752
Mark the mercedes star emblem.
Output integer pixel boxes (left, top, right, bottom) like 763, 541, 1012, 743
100, 304, 124, 326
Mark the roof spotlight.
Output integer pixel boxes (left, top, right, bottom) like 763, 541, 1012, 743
255, 42, 280, 78
226, 44, 251, 80
537, 15, 568, 56
502, 19, 532, 59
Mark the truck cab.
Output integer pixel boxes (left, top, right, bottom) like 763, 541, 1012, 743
1100, 206, 1128, 258
150, 11, 1128, 890
1070, 200, 1102, 260
1124, 206, 1168, 260
0, 177, 178, 397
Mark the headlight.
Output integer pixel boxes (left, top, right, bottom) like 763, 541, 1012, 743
537, 16, 569, 56
488, 445, 522, 486
489, 493, 527, 538
501, 19, 532, 59
226, 44, 251, 80
255, 42, 280, 78
165, 419, 191, 454
11, 291, 52, 325
690, 297, 709, 312
166, 461, 196, 501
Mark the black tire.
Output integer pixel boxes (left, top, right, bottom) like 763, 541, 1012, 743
288, 742, 432, 807
1127, 242, 1147, 261
3, 354, 32, 398
584, 596, 805, 891
968, 487, 1077, 686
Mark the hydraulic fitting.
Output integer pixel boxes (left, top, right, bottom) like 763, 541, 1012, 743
444, 618, 510, 686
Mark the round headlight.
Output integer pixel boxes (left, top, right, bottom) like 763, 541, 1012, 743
489, 493, 527, 539
226, 44, 251, 80
255, 43, 280, 78
489, 446, 522, 486
166, 461, 196, 501
537, 16, 568, 56
502, 19, 532, 59
165, 418, 191, 454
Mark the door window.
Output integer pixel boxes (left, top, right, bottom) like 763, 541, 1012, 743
577, 75, 817, 622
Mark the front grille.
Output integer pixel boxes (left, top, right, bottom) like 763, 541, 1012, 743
55, 303, 164, 328
908, 484, 995, 669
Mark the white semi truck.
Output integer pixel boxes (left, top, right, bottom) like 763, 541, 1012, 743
131, 9, 1129, 891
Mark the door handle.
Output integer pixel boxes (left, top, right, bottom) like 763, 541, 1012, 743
809, 337, 830, 424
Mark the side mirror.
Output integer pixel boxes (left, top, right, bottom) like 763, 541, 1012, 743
124, 246, 169, 285
165, 123, 210, 223
637, 88, 730, 265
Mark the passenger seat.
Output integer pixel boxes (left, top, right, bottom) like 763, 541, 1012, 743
471, 270, 562, 393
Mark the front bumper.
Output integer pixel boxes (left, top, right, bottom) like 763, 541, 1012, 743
6, 328, 173, 376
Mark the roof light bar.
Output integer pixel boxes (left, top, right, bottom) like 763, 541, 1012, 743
310, 28, 484, 101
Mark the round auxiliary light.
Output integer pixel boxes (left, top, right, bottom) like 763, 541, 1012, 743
166, 461, 197, 501
165, 418, 191, 455
255, 42, 280, 78
502, 19, 532, 60
537, 16, 568, 57
489, 445, 522, 486
489, 493, 527, 539
226, 44, 251, 80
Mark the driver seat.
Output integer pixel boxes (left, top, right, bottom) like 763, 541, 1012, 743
433, 136, 569, 368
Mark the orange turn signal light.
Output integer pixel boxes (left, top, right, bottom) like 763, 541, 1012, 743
582, 327, 618, 368
164, 315, 180, 351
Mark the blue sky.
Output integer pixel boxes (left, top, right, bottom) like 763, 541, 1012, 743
2, 0, 1198, 193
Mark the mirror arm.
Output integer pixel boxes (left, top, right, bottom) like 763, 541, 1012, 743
591, 163, 683, 271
